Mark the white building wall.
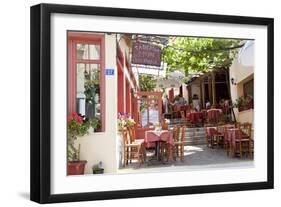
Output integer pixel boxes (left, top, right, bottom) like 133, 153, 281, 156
191, 83, 200, 106
76, 34, 118, 174
229, 41, 254, 126
182, 83, 188, 102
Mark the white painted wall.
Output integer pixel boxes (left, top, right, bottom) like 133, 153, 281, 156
238, 109, 254, 125
229, 42, 254, 124
191, 83, 200, 106
76, 34, 118, 174
182, 83, 188, 101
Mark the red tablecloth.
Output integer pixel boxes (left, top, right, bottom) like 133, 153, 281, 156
227, 128, 241, 149
188, 112, 204, 122
206, 127, 222, 137
174, 105, 189, 112
145, 130, 173, 148
207, 109, 222, 120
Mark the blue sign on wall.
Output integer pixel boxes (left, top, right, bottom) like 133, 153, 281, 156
105, 68, 114, 76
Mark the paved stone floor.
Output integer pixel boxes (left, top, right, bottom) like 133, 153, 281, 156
118, 145, 254, 174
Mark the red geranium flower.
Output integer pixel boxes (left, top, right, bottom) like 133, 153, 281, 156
68, 112, 84, 124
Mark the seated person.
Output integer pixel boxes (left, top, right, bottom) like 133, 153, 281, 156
206, 100, 211, 109
189, 103, 196, 112
178, 96, 186, 105
195, 104, 201, 112
163, 95, 169, 113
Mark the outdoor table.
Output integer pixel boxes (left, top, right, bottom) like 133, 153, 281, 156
145, 130, 173, 161
188, 112, 204, 123
206, 127, 220, 137
174, 104, 182, 112
206, 127, 224, 148
174, 104, 189, 112
227, 128, 241, 156
181, 105, 190, 111
207, 109, 222, 122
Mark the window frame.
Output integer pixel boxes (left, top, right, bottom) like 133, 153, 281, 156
243, 78, 254, 98
67, 32, 105, 132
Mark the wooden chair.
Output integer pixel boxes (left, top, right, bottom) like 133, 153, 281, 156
204, 123, 213, 145
160, 138, 171, 162
205, 126, 221, 148
160, 127, 179, 162
121, 128, 146, 167
172, 111, 180, 119
205, 127, 213, 148
202, 109, 208, 124
236, 122, 253, 159
180, 111, 185, 118
212, 127, 224, 148
127, 126, 147, 162
215, 125, 225, 148
159, 125, 173, 161
223, 124, 235, 156
127, 125, 140, 142
173, 126, 185, 161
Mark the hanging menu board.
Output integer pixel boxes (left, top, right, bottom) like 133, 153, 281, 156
131, 42, 161, 66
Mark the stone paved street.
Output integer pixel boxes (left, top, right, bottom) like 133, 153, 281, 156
118, 145, 254, 174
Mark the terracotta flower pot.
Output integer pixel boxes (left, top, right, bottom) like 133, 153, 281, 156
67, 160, 87, 175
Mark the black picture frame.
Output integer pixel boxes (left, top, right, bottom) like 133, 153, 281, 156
30, 3, 274, 204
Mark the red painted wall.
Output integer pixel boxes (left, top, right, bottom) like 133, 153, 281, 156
168, 88, 174, 102
126, 80, 131, 114
117, 62, 125, 114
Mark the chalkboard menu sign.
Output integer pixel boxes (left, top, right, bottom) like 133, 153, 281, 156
131, 42, 161, 66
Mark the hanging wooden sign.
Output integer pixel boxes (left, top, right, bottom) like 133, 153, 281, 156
131, 42, 161, 66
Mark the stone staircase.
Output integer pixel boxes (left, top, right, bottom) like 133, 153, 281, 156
168, 119, 207, 146
184, 127, 206, 145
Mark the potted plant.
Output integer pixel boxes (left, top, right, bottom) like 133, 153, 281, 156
126, 117, 136, 128
117, 112, 136, 131
88, 117, 101, 133
233, 96, 253, 112
92, 161, 104, 174
117, 113, 127, 131
67, 112, 90, 175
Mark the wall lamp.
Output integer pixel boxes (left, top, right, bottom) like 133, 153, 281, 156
231, 78, 237, 85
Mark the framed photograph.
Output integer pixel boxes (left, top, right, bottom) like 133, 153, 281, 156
30, 3, 274, 203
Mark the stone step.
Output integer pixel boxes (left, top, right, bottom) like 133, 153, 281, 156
186, 131, 205, 134
185, 135, 206, 139
185, 138, 206, 141
167, 125, 207, 145
185, 137, 206, 140
185, 141, 207, 146
186, 130, 205, 133
168, 126, 205, 131
185, 137, 207, 145
184, 133, 207, 145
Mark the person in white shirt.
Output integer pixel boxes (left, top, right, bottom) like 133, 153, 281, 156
195, 104, 201, 112
206, 100, 211, 109
163, 95, 169, 114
